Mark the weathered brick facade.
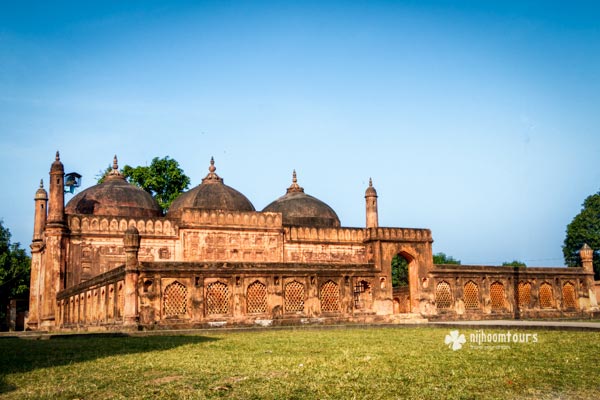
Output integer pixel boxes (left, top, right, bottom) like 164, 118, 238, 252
28, 153, 598, 331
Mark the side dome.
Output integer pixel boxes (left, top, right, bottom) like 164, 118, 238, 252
167, 158, 255, 218
65, 156, 162, 218
262, 171, 340, 228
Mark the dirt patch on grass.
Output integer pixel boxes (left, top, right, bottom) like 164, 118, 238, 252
150, 375, 183, 385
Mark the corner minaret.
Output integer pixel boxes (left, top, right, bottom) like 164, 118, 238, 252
47, 151, 65, 225
365, 178, 378, 229
33, 179, 48, 242
28, 179, 49, 330
580, 243, 593, 273
39, 151, 69, 329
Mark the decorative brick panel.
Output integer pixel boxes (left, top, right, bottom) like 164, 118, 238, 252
490, 281, 506, 310
464, 281, 480, 310
320, 280, 340, 312
206, 281, 229, 315
517, 281, 531, 308
285, 281, 305, 313
163, 281, 188, 317
539, 282, 554, 309
247, 281, 267, 314
562, 282, 577, 309
435, 281, 453, 309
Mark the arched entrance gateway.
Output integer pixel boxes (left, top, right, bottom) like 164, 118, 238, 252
392, 253, 412, 313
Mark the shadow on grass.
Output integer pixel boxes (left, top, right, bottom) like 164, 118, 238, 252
0, 334, 218, 394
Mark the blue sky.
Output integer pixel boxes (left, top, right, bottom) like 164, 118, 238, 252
1, 1, 599, 265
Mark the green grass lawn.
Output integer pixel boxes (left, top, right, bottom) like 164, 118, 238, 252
1, 327, 599, 399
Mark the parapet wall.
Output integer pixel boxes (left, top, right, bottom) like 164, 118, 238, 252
56, 266, 126, 329
179, 209, 282, 229
428, 264, 596, 319
365, 227, 432, 242
68, 215, 177, 237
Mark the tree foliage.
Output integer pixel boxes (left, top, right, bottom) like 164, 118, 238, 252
563, 192, 600, 279
98, 156, 190, 213
391, 254, 409, 288
433, 252, 461, 265
502, 260, 527, 268
0, 220, 31, 329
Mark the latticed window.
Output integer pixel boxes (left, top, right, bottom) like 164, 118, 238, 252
490, 281, 506, 310
464, 281, 480, 310
320, 280, 340, 312
353, 280, 372, 310
206, 281, 229, 315
285, 281, 305, 312
518, 281, 531, 308
163, 281, 188, 317
562, 282, 577, 309
247, 281, 267, 314
539, 282, 554, 308
435, 281, 453, 309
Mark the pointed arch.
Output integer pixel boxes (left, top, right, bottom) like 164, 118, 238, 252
435, 281, 453, 309
206, 281, 229, 315
284, 280, 305, 312
320, 280, 340, 312
562, 281, 577, 309
464, 280, 480, 310
163, 281, 188, 317
247, 280, 267, 314
490, 281, 506, 310
539, 282, 554, 309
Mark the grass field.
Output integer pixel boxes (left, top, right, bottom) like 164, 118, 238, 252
1, 326, 599, 399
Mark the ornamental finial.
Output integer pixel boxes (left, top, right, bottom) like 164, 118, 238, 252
55, 151, 60, 161
365, 177, 377, 197
286, 169, 304, 194
106, 155, 124, 179
202, 157, 223, 183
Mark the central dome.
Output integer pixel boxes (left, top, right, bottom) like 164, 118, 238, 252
65, 156, 162, 218
167, 158, 255, 217
262, 171, 340, 228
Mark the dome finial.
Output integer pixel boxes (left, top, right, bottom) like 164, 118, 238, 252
369, 177, 373, 187
106, 155, 124, 180
55, 151, 60, 161
286, 169, 304, 193
202, 157, 223, 184
39, 179, 44, 189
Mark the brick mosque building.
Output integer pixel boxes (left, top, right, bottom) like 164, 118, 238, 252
27, 152, 598, 331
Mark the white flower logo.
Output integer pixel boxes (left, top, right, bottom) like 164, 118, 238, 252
445, 330, 466, 351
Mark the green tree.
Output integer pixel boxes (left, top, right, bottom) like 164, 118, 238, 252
563, 192, 600, 279
502, 260, 526, 268
0, 221, 31, 330
391, 254, 409, 287
98, 156, 190, 213
433, 252, 461, 265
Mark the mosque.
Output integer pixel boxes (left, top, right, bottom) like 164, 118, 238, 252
27, 152, 597, 330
